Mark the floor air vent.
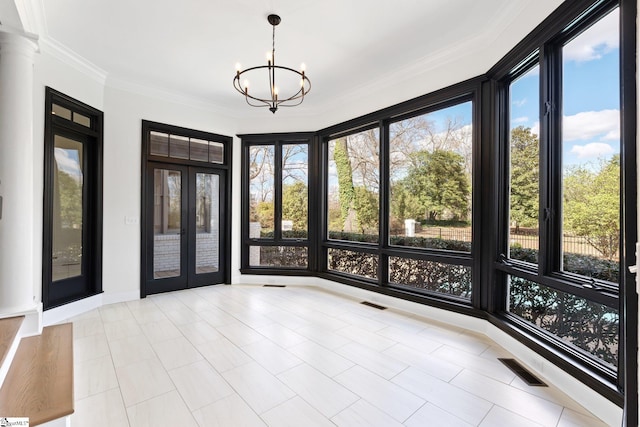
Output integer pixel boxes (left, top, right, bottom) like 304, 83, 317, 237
263, 284, 286, 288
360, 301, 387, 310
498, 358, 547, 386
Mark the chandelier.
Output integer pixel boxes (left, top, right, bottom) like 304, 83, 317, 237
233, 14, 311, 114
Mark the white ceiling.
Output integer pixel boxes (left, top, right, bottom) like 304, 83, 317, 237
12, 0, 563, 125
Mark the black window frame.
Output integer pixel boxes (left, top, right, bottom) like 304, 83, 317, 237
317, 90, 480, 310
43, 87, 104, 309
239, 132, 317, 275
237, 0, 637, 416
486, 0, 636, 411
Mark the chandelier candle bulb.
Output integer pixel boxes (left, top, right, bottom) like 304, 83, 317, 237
232, 13, 311, 114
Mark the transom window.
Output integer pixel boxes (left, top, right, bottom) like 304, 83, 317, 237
150, 131, 225, 164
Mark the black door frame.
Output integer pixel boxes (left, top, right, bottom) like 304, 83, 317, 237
140, 120, 232, 298
43, 87, 104, 310
143, 163, 226, 294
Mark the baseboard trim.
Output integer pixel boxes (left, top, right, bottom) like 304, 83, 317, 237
43, 294, 102, 326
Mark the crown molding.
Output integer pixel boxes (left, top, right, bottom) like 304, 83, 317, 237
14, 0, 47, 36
39, 36, 108, 85
104, 73, 238, 118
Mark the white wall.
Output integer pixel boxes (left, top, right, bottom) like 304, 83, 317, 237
101, 84, 240, 301
32, 48, 244, 303
32, 49, 106, 305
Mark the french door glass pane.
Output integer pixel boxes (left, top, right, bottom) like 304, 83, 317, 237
196, 173, 219, 274
153, 169, 182, 278
52, 135, 84, 281
561, 8, 620, 282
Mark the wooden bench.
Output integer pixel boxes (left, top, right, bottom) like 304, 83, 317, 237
0, 323, 74, 426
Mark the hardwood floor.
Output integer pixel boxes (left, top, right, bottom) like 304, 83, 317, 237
0, 323, 74, 425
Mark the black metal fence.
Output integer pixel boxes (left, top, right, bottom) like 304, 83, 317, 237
403, 226, 618, 260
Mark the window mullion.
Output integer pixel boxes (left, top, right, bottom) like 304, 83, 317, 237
379, 119, 389, 287
539, 42, 563, 278
274, 141, 283, 241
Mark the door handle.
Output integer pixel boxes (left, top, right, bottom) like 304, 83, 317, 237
181, 228, 186, 236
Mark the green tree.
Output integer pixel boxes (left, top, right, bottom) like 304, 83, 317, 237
353, 186, 378, 234
58, 171, 82, 228
254, 201, 274, 232
404, 149, 469, 221
282, 181, 308, 231
390, 181, 426, 222
564, 155, 620, 259
333, 138, 356, 229
510, 126, 539, 231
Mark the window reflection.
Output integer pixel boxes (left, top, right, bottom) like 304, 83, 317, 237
52, 136, 84, 281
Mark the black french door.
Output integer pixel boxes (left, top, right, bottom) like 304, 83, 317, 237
145, 163, 226, 294
43, 88, 103, 310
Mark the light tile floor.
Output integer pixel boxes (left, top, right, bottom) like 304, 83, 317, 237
69, 285, 609, 427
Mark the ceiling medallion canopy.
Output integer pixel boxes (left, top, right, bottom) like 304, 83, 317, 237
233, 14, 311, 114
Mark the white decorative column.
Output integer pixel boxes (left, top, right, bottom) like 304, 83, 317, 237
0, 30, 40, 323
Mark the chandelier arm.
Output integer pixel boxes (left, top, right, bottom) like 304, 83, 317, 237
233, 77, 274, 108
268, 61, 275, 108
233, 13, 310, 114
234, 66, 310, 101
233, 64, 310, 112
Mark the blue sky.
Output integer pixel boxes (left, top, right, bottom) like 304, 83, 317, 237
510, 8, 620, 169
425, 102, 472, 132
55, 148, 83, 181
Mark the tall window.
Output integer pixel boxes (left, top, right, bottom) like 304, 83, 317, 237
242, 135, 312, 270
508, 65, 540, 264
43, 88, 103, 309
560, 8, 620, 281
389, 102, 473, 252
386, 101, 474, 298
503, 5, 621, 371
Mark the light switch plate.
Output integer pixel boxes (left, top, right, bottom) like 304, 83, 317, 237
125, 216, 139, 225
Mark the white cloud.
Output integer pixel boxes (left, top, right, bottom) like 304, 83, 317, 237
512, 98, 527, 108
563, 109, 619, 141
531, 121, 540, 137
512, 116, 529, 124
54, 148, 82, 180
570, 142, 615, 159
563, 9, 618, 62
